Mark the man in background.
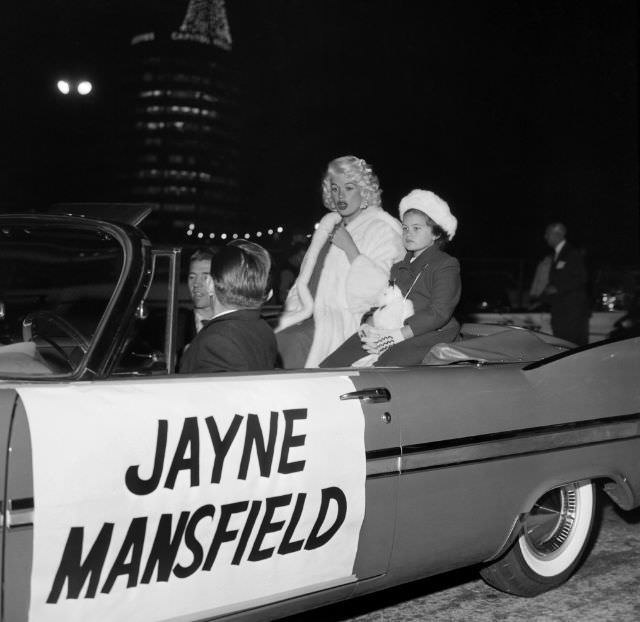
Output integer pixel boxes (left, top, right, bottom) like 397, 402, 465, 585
543, 222, 590, 345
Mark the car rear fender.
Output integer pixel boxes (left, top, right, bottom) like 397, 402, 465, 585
523, 337, 640, 420
488, 463, 639, 564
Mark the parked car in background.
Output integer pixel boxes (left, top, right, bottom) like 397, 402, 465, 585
1, 207, 639, 622
459, 259, 639, 343
608, 289, 640, 340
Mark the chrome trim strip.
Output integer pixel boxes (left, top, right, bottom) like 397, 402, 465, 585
366, 456, 400, 477
402, 417, 640, 473
364, 414, 640, 479
403, 412, 640, 456
366, 447, 401, 460
0, 497, 34, 530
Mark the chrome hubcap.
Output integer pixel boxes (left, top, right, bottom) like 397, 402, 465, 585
523, 484, 578, 556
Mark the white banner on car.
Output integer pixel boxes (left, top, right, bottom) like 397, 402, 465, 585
18, 374, 366, 622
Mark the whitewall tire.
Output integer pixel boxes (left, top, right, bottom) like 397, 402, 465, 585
480, 480, 596, 596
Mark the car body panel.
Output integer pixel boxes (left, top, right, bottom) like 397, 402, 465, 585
361, 342, 640, 588
350, 372, 400, 583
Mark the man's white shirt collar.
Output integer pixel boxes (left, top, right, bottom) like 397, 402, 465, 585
212, 309, 235, 320
554, 240, 566, 258
194, 310, 213, 332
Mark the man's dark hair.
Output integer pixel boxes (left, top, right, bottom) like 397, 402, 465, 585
211, 240, 271, 308
190, 247, 215, 263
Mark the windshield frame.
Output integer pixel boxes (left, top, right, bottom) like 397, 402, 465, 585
0, 214, 151, 381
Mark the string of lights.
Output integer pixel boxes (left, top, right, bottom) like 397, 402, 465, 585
185, 223, 317, 240
185, 223, 284, 240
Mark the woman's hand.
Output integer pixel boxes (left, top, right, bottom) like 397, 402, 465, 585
330, 222, 359, 262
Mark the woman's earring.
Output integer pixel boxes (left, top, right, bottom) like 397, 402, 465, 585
361, 200, 368, 210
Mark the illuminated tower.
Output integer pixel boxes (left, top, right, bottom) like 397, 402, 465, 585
124, 0, 239, 239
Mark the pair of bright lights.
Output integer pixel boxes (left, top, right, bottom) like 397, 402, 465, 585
57, 80, 93, 96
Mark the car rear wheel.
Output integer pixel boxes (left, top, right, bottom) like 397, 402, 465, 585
480, 480, 596, 596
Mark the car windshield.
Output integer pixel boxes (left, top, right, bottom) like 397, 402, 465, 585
0, 223, 124, 378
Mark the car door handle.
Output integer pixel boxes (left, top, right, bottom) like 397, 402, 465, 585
340, 388, 391, 403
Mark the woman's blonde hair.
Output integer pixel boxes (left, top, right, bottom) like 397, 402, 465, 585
321, 155, 382, 211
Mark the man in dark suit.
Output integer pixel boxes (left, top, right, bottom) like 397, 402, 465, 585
543, 222, 590, 346
179, 241, 277, 374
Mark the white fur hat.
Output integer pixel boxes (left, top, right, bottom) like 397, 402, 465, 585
398, 189, 457, 239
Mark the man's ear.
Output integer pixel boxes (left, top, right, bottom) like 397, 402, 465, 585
206, 276, 215, 296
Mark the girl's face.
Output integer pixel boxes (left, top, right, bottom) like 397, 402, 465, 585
402, 211, 437, 255
329, 172, 363, 222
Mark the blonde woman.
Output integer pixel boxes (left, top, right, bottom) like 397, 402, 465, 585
276, 155, 404, 368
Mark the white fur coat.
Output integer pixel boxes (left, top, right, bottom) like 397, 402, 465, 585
277, 207, 404, 367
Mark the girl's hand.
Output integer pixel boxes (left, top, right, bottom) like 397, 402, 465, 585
361, 326, 404, 354
360, 327, 405, 354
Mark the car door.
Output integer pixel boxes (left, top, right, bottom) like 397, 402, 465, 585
376, 363, 536, 585
343, 370, 400, 586
11, 368, 400, 622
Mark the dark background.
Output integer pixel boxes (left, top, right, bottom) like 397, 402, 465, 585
1, 0, 638, 266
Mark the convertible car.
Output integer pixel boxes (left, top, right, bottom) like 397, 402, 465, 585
1, 207, 639, 622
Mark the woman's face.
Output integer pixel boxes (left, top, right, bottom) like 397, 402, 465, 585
329, 172, 363, 221
402, 211, 437, 255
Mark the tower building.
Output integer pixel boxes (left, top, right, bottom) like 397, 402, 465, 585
124, 0, 240, 239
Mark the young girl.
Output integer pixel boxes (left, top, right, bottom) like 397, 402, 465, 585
320, 189, 461, 367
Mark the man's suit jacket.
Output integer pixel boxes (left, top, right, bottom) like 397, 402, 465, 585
176, 308, 198, 355
547, 242, 590, 344
179, 309, 277, 374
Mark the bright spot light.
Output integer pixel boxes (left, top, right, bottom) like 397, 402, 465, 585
314, 223, 319, 230
244, 233, 250, 239
221, 233, 227, 240
209, 233, 215, 239
197, 232, 204, 239
186, 230, 193, 236
57, 80, 70, 95
77, 81, 92, 95
267, 229, 274, 235
188, 223, 195, 230
232, 233, 238, 239
256, 231, 262, 237
276, 226, 283, 233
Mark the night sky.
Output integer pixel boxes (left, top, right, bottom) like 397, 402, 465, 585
1, 0, 638, 267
